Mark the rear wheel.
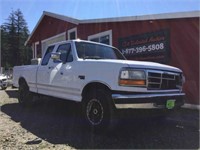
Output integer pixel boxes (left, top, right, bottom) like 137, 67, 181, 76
82, 89, 115, 132
18, 80, 33, 106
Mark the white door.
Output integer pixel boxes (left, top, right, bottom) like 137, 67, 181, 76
48, 43, 81, 101
37, 45, 56, 95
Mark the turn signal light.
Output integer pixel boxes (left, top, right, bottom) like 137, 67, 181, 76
119, 79, 146, 86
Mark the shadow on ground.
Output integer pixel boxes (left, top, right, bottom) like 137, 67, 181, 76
1, 90, 199, 149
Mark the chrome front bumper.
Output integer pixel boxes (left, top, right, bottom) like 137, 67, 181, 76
112, 93, 185, 109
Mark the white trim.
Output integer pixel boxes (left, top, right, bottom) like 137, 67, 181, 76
81, 11, 200, 24
41, 32, 66, 43
68, 27, 77, 40
44, 11, 79, 25
34, 41, 39, 58
88, 30, 112, 45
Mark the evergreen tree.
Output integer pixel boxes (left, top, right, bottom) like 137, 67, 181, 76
1, 9, 32, 69
1, 25, 10, 68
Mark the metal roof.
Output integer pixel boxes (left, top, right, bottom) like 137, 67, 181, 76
25, 10, 200, 45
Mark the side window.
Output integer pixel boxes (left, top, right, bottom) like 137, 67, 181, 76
41, 45, 55, 65
56, 43, 73, 63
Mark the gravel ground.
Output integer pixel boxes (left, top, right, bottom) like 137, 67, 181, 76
0, 87, 199, 149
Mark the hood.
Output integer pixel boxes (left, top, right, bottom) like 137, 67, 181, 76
85, 59, 182, 73
124, 60, 182, 73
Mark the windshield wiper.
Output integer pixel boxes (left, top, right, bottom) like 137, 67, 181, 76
83, 56, 103, 60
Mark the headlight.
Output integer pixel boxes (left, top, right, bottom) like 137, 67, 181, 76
119, 68, 146, 86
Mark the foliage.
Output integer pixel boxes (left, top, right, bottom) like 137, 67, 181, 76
1, 9, 32, 69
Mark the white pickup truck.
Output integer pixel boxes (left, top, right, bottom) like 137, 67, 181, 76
13, 40, 185, 130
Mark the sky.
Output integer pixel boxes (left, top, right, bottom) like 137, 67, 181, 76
0, 0, 199, 33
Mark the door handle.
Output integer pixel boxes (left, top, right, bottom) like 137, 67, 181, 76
48, 66, 54, 69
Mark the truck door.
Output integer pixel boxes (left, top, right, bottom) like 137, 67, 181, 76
37, 45, 55, 95
48, 43, 80, 101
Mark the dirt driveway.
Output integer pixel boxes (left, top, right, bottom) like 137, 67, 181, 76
0, 88, 199, 149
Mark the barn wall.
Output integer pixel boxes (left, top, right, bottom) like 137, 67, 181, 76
29, 16, 77, 44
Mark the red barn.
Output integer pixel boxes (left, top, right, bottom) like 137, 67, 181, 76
25, 11, 199, 105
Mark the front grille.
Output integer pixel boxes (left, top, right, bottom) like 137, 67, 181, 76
147, 70, 182, 90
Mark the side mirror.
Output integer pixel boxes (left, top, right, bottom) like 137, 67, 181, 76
51, 52, 61, 61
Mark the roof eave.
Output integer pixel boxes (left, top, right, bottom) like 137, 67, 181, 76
43, 11, 80, 25
25, 11, 80, 46
80, 11, 200, 24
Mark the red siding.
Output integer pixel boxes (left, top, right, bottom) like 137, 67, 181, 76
29, 16, 77, 43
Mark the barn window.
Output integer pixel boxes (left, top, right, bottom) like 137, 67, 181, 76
68, 27, 77, 40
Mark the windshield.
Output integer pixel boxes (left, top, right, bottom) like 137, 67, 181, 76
75, 41, 126, 60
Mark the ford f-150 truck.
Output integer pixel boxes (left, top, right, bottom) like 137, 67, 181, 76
13, 40, 185, 130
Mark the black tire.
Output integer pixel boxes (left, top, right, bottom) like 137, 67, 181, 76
18, 80, 33, 106
82, 89, 115, 132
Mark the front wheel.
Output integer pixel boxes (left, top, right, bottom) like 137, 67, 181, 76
82, 89, 115, 132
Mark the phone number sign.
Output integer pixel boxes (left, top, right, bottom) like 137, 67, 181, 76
118, 29, 170, 63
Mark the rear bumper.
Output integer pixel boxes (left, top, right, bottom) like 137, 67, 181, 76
112, 93, 185, 109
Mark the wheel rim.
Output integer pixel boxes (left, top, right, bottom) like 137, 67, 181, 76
86, 99, 104, 125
